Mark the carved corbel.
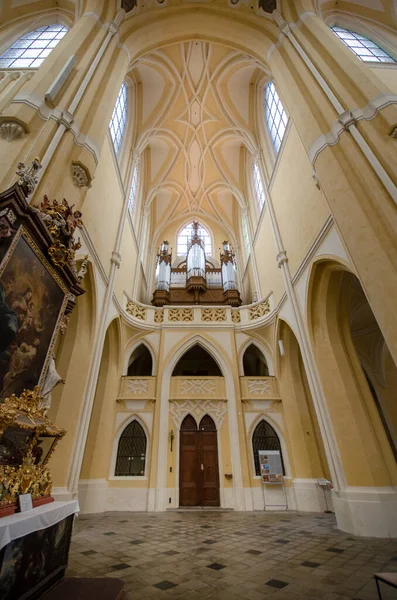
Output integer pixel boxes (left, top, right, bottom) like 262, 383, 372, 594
72, 161, 92, 188
0, 117, 29, 142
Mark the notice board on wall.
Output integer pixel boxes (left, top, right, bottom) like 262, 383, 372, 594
258, 450, 283, 484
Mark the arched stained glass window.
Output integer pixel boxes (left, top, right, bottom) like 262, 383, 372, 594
177, 222, 212, 256
0, 24, 68, 69
115, 420, 147, 476
252, 162, 266, 212
265, 82, 288, 153
128, 161, 139, 213
332, 26, 395, 63
252, 420, 284, 476
109, 82, 128, 156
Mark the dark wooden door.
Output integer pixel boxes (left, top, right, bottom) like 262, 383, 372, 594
179, 415, 199, 506
179, 414, 220, 507
199, 415, 220, 506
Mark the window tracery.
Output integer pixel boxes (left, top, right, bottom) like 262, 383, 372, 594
109, 82, 128, 156
177, 222, 212, 256
252, 162, 266, 212
115, 420, 147, 476
252, 420, 284, 476
265, 82, 288, 153
0, 24, 68, 69
331, 26, 395, 63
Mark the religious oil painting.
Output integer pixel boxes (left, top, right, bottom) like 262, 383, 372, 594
0, 230, 66, 401
0, 426, 35, 467
32, 435, 57, 466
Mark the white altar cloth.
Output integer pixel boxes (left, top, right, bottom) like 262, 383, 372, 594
0, 500, 79, 551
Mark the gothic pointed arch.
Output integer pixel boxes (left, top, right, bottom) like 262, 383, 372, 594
252, 419, 284, 476
243, 343, 269, 376
127, 343, 153, 376
172, 343, 222, 376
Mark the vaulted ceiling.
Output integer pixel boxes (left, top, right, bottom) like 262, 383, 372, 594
131, 41, 262, 241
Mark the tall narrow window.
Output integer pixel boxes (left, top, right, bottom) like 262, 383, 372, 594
177, 222, 212, 256
109, 83, 128, 156
332, 27, 395, 63
252, 420, 284, 476
115, 420, 147, 476
128, 161, 139, 213
0, 24, 68, 69
265, 82, 288, 153
252, 162, 265, 212
242, 214, 251, 256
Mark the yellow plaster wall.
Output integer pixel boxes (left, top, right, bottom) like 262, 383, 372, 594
83, 139, 124, 270
270, 125, 331, 277
253, 214, 285, 305
370, 67, 397, 94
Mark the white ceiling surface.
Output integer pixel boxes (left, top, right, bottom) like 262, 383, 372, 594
133, 41, 258, 241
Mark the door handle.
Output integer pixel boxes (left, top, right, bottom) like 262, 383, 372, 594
201, 463, 204, 470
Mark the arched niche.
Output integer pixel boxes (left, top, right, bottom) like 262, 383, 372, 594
127, 343, 153, 376
243, 343, 269, 376
252, 419, 284, 477
172, 344, 223, 377
277, 318, 331, 481
80, 317, 122, 482
308, 260, 397, 486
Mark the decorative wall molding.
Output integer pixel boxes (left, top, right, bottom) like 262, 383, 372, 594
180, 379, 216, 395
247, 379, 270, 394
126, 300, 147, 320
127, 379, 149, 394
201, 308, 227, 322
168, 308, 194, 322
309, 93, 397, 164
118, 376, 156, 400
0, 118, 28, 142
72, 161, 92, 188
231, 310, 241, 323
248, 298, 271, 320
169, 398, 227, 429
240, 376, 280, 400
154, 309, 164, 323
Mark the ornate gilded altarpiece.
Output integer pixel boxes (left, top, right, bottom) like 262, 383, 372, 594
0, 170, 85, 516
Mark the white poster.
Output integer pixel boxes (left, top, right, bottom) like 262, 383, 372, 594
259, 450, 283, 484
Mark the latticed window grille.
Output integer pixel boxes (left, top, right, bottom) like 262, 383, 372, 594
242, 214, 251, 256
128, 161, 139, 213
252, 420, 285, 476
177, 222, 212, 256
115, 421, 147, 476
332, 26, 395, 63
109, 82, 128, 156
265, 82, 288, 153
252, 162, 266, 212
0, 24, 68, 69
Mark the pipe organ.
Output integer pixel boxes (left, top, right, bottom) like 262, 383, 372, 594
152, 222, 241, 306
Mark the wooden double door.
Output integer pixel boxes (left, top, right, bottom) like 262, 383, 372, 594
179, 414, 220, 507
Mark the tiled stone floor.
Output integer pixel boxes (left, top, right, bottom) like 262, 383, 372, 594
67, 511, 397, 599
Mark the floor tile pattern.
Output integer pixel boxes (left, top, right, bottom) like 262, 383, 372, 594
67, 511, 397, 599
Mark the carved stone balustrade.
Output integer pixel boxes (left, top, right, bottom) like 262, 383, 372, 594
118, 376, 156, 409
123, 292, 274, 329
240, 376, 280, 408
170, 377, 226, 400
